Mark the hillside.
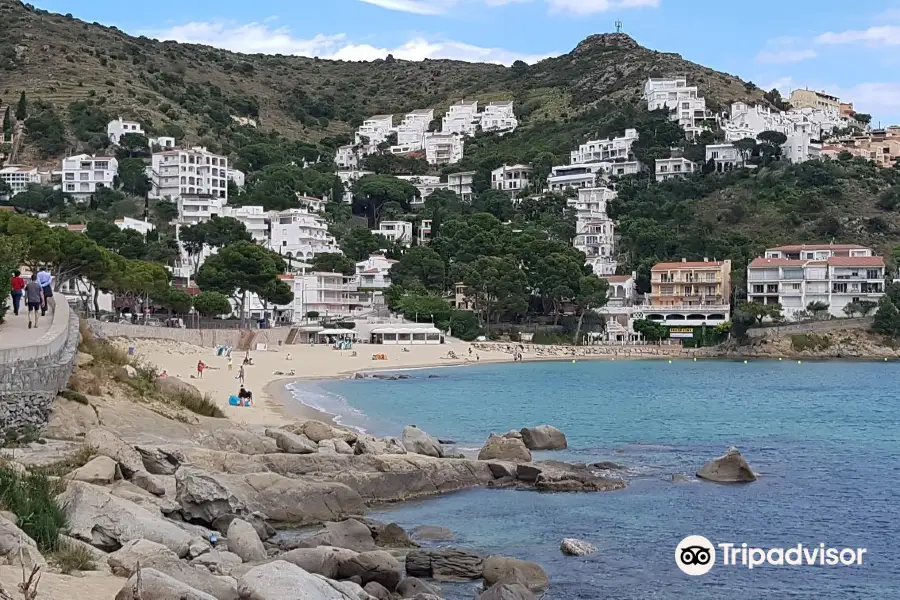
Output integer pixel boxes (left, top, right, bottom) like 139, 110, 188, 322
0, 0, 766, 161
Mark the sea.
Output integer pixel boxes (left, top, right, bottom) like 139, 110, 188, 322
285, 360, 900, 599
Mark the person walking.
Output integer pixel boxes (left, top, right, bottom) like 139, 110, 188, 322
36, 267, 54, 316
9, 270, 25, 316
237, 365, 245, 385
24, 273, 43, 329
227, 356, 233, 371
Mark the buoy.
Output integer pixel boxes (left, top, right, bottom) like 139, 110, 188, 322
885, 358, 888, 362
778, 357, 782, 361
797, 360, 802, 364
743, 360, 748, 364
668, 360, 672, 364
572, 359, 576, 363
693, 357, 697, 361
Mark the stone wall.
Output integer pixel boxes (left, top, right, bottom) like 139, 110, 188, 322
0, 301, 80, 431
747, 317, 874, 338
88, 320, 293, 349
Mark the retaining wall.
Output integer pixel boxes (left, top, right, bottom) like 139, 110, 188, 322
88, 320, 293, 349
747, 317, 874, 338
0, 301, 80, 430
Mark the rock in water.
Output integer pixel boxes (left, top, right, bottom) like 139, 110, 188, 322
227, 518, 268, 562
696, 448, 757, 483
401, 425, 444, 458
298, 518, 377, 552
560, 538, 596, 556
477, 434, 532, 462
519, 425, 567, 451
478, 582, 537, 600
410, 525, 455, 542
406, 548, 484, 580
337, 550, 403, 590
482, 556, 549, 593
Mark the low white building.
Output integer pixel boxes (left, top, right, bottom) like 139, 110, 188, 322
570, 187, 618, 277
783, 130, 822, 164
397, 175, 447, 205
0, 165, 40, 196
150, 136, 176, 150
655, 157, 698, 182
447, 171, 475, 202
221, 205, 269, 243
59, 154, 119, 199
356, 115, 394, 146
269, 208, 340, 262
424, 133, 464, 165
114, 217, 155, 236
705, 143, 742, 170
176, 195, 224, 226
571, 129, 639, 164
491, 164, 533, 194
228, 169, 246, 188
480, 101, 517, 133
296, 194, 327, 213
547, 161, 640, 192
376, 221, 413, 247
643, 77, 712, 138
336, 145, 359, 170
370, 326, 442, 345
107, 118, 144, 145
419, 219, 433, 243
356, 253, 396, 291
149, 147, 229, 203
395, 109, 434, 151
442, 101, 479, 136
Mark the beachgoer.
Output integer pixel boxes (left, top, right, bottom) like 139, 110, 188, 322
238, 386, 253, 405
286, 353, 292, 361
9, 270, 25, 316
468, 347, 472, 355
36, 268, 54, 316
237, 365, 245, 384
476, 354, 480, 361
197, 360, 206, 378
227, 357, 233, 371
24, 273, 43, 329
159, 370, 168, 377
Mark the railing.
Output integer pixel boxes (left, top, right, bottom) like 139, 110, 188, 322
642, 303, 731, 311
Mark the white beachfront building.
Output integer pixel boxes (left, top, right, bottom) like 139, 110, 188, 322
58, 154, 119, 200
0, 165, 40, 196
491, 164, 533, 195
570, 187, 618, 277
107, 118, 144, 145
655, 157, 698, 182
268, 208, 340, 262
592, 272, 643, 343
442, 101, 479, 136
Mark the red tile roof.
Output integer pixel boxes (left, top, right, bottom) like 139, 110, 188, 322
0, 206, 15, 212
827, 256, 885, 267
67, 224, 86, 232
602, 275, 633, 282
652, 261, 728, 270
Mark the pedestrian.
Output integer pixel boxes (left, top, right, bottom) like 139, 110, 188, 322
24, 273, 43, 330
36, 267, 54, 316
237, 365, 245, 384
227, 356, 233, 371
9, 270, 25, 316
197, 360, 206, 379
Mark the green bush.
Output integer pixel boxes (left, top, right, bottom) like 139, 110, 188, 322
790, 333, 832, 351
171, 390, 226, 418
0, 464, 68, 553
59, 389, 89, 405
52, 541, 96, 574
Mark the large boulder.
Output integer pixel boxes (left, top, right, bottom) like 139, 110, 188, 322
154, 376, 202, 398
477, 434, 532, 462
60, 481, 191, 556
519, 425, 567, 451
114, 568, 217, 600
85, 428, 144, 476
265, 429, 318, 454
405, 548, 484, 581
108, 480, 180, 515
482, 556, 549, 593
192, 550, 244, 574
200, 428, 279, 455
213, 512, 274, 541
363, 582, 392, 600
478, 582, 537, 600
107, 539, 179, 576
697, 448, 757, 483
227, 518, 268, 563
314, 575, 377, 600
337, 550, 403, 590
396, 577, 439, 598
516, 461, 626, 492
401, 426, 443, 458
136, 445, 182, 475
0, 515, 46, 567
560, 538, 596, 556
238, 560, 362, 599
279, 546, 358, 579
298, 519, 376, 552
71, 455, 119, 485
383, 437, 407, 454
175, 467, 366, 526
359, 519, 417, 548
354, 437, 385, 456
333, 439, 354, 455
410, 525, 454, 542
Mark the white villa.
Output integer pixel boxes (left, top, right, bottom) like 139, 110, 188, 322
398, 175, 446, 205
491, 164, 533, 194
424, 133, 464, 165
570, 187, 618, 277
114, 217, 154, 236
594, 273, 643, 343
59, 154, 118, 199
148, 147, 229, 203
571, 129, 639, 164
655, 157, 698, 182
376, 220, 413, 247
221, 205, 269, 243
643, 77, 713, 139
447, 171, 475, 202
0, 165, 40, 196
442, 101, 479, 136
107, 118, 144, 145
268, 208, 340, 262
480, 101, 518, 133
419, 219, 433, 243
356, 115, 394, 146
705, 143, 742, 170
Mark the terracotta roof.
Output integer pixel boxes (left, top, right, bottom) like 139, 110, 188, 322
827, 256, 885, 267
602, 275, 633, 282
0, 206, 15, 212
67, 224, 86, 232
278, 274, 295, 280
361, 268, 380, 274
652, 261, 728, 270
768, 243, 869, 252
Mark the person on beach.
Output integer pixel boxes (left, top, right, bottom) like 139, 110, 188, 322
286, 352, 292, 361
197, 360, 206, 378
24, 273, 43, 329
227, 356, 233, 371
36, 267, 54, 316
9, 270, 25, 316
237, 365, 245, 384
238, 386, 253, 406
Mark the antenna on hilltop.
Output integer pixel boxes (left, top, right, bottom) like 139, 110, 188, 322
615, 20, 623, 33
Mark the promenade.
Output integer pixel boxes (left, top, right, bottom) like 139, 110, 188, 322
0, 307, 53, 351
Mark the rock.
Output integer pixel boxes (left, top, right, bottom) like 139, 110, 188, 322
279, 546, 358, 578
114, 568, 217, 600
486, 462, 517, 479
176, 468, 366, 527
502, 430, 522, 439
227, 518, 268, 563
288, 419, 357, 444
299, 519, 376, 551
59, 534, 109, 564
363, 581, 392, 600
190, 536, 212, 558
60, 482, 191, 556
116, 364, 138, 380
314, 575, 376, 600
354, 437, 386, 455
154, 376, 202, 398
107, 539, 179, 577
477, 434, 532, 462
85, 428, 144, 476
362, 520, 416, 548
406, 548, 484, 580
410, 525, 455, 542
697, 448, 757, 483
136, 445, 182, 475
0, 515, 46, 567
671, 473, 689, 483
482, 556, 549, 593
200, 428, 278, 455
516, 461, 626, 492
76, 351, 94, 367
71, 455, 118, 484
443, 451, 466, 459
108, 480, 180, 515
264, 429, 318, 454
591, 461, 625, 470
192, 550, 244, 574
334, 439, 354, 455
519, 425, 567, 451
337, 550, 403, 590
319, 439, 338, 454
560, 538, 596, 556
213, 512, 275, 541
354, 372, 366, 379
0, 511, 15, 524
397, 577, 439, 598
401, 425, 443, 458
131, 470, 166, 496
477, 582, 537, 600
238, 560, 361, 599
383, 437, 407, 454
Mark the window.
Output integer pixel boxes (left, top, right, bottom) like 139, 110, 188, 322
833, 283, 848, 293
866, 269, 880, 279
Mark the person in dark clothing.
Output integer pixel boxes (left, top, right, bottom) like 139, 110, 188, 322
9, 270, 25, 316
24, 273, 44, 329
238, 386, 253, 405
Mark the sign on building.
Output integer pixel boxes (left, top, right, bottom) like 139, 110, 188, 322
669, 327, 694, 339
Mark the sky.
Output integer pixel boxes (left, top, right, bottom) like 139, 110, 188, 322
32, 0, 900, 124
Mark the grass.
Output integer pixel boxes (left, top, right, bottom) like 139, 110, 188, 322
31, 445, 95, 479
78, 321, 129, 366
0, 463, 68, 553
1, 425, 45, 449
790, 333, 833, 352
172, 390, 226, 418
58, 389, 89, 405
51, 542, 96, 574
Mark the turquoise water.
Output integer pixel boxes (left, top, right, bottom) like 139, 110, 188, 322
289, 360, 900, 598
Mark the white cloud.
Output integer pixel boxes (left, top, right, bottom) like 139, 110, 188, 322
546, 0, 659, 14
355, 0, 659, 15
815, 26, 900, 46
755, 49, 817, 64
357, 0, 454, 15
144, 20, 553, 65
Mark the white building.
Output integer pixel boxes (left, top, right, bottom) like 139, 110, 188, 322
336, 145, 359, 170
268, 208, 340, 262
376, 221, 413, 247
296, 194, 327, 213
419, 219, 433, 243
395, 109, 434, 151
149, 147, 229, 203
655, 157, 698, 182
643, 77, 712, 138
571, 129, 639, 164
107, 118, 144, 145
59, 154, 118, 199
337, 169, 374, 203
0, 165, 40, 196
176, 195, 224, 226
424, 133, 464, 165
480, 101, 517, 133
705, 143, 742, 170
747, 244, 885, 320
287, 271, 359, 320
594, 273, 643, 343
396, 176, 447, 206
447, 171, 475, 202
570, 187, 618, 276
547, 161, 641, 192
356, 115, 394, 146
228, 169, 246, 188
356, 253, 396, 291
491, 164, 533, 194
221, 205, 269, 243
114, 217, 155, 236
151, 136, 176, 150
783, 130, 822, 164
443, 101, 479, 136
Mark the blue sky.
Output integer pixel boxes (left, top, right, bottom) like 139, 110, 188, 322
33, 0, 900, 123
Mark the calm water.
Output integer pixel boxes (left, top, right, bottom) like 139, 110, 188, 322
287, 360, 900, 599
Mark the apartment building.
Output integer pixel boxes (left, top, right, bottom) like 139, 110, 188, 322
480, 101, 518, 133
595, 273, 642, 343
376, 220, 413, 247
447, 171, 475, 202
107, 118, 144, 145
643, 77, 711, 138
419, 219, 433, 243
176, 195, 224, 226
783, 130, 822, 164
655, 157, 697, 182
59, 154, 119, 199
570, 187, 618, 277
229, 169, 246, 188
491, 164, 533, 194
268, 208, 339, 261
221, 205, 269, 243
296, 194, 327, 213
705, 143, 742, 170
114, 217, 154, 236
355, 115, 394, 146
286, 271, 359, 320
826, 128, 900, 168
570, 129, 638, 165
356, 253, 396, 290
646, 259, 732, 327
337, 169, 374, 203
0, 165, 40, 196
442, 101, 479, 136
789, 89, 840, 113
148, 147, 229, 203
336, 145, 359, 170
424, 133, 464, 165
395, 109, 434, 151
747, 244, 884, 319
396, 175, 446, 205
547, 161, 640, 192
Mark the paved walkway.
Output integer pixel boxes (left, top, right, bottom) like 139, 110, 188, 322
0, 304, 53, 350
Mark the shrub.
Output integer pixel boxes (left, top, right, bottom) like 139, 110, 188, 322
0, 464, 67, 553
171, 390, 226, 418
58, 389, 89, 405
52, 542, 96, 574
790, 333, 832, 352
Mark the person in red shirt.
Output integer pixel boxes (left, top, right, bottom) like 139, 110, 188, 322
9, 270, 25, 316
197, 360, 206, 378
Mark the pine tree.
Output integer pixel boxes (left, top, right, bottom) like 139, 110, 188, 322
872, 297, 900, 337
2, 106, 10, 135
15, 91, 27, 121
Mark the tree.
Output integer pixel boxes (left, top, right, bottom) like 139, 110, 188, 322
390, 246, 446, 292
733, 138, 758, 164
117, 158, 152, 197
195, 241, 285, 323
341, 228, 398, 261
1, 106, 11, 135
757, 130, 787, 146
310, 253, 355, 276
117, 132, 150, 158
741, 301, 783, 325
461, 256, 528, 327
352, 175, 417, 227
154, 288, 192, 315
572, 275, 609, 344
633, 318, 669, 342
10, 185, 69, 214
193, 290, 232, 317
180, 216, 252, 274
396, 293, 453, 325
15, 91, 26, 121
151, 200, 179, 227
472, 190, 515, 222
872, 297, 900, 337
806, 301, 830, 319
853, 113, 872, 126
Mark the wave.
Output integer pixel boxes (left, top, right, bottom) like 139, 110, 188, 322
284, 380, 369, 433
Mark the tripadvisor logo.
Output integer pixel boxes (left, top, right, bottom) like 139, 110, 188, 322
675, 536, 867, 575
